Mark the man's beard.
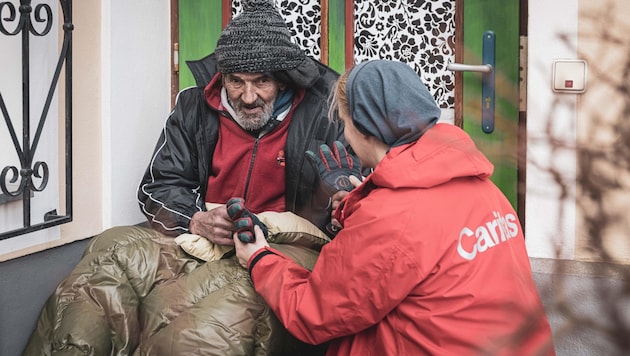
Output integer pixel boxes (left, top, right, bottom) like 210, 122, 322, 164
231, 97, 274, 132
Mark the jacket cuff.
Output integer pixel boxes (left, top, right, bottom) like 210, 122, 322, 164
248, 247, 279, 278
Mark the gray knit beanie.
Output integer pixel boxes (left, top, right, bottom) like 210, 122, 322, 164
346, 60, 440, 147
215, 0, 319, 87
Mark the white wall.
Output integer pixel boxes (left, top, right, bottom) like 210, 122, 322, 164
525, 0, 579, 259
104, 0, 171, 227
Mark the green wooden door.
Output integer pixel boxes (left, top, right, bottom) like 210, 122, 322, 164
178, 0, 224, 90
462, 1, 521, 210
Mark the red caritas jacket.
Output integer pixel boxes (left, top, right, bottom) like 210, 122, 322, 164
249, 123, 555, 355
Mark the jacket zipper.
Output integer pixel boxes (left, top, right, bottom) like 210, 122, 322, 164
242, 137, 260, 200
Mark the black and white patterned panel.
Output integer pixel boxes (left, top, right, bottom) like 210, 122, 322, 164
231, 0, 455, 109
231, 0, 322, 60
354, 0, 455, 108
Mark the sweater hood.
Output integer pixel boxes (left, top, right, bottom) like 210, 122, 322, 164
370, 123, 494, 189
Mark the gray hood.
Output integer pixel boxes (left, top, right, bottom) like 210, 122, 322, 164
346, 60, 441, 147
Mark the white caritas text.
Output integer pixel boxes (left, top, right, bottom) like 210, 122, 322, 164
457, 211, 520, 261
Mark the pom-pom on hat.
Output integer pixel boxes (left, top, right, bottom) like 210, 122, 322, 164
215, 0, 307, 76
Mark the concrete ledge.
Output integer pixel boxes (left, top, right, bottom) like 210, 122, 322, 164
530, 257, 630, 280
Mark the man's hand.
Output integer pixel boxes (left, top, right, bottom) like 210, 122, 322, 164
306, 141, 363, 197
189, 206, 235, 246
234, 225, 269, 268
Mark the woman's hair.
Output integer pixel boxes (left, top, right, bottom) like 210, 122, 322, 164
328, 68, 352, 123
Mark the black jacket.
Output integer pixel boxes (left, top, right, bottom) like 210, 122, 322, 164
137, 54, 344, 236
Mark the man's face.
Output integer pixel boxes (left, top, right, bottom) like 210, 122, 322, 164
223, 73, 285, 131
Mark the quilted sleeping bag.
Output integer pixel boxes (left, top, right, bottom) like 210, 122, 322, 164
23, 221, 330, 355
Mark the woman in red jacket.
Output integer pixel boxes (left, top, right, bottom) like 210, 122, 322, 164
234, 59, 556, 355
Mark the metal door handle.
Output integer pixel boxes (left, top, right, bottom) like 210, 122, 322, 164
448, 30, 496, 133
447, 63, 493, 73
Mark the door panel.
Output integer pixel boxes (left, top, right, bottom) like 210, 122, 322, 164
325, 0, 347, 73
178, 0, 224, 90
462, 0, 520, 209
352, 1, 456, 110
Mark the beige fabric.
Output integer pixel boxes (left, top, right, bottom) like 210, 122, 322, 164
175, 234, 234, 262
175, 203, 330, 262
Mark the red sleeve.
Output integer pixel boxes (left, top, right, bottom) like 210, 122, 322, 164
248, 204, 421, 345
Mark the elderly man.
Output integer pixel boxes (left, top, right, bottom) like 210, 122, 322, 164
138, 0, 348, 242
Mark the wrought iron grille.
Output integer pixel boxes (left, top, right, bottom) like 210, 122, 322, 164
0, 0, 73, 240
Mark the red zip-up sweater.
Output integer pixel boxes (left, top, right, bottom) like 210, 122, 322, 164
248, 124, 555, 355
203, 73, 304, 213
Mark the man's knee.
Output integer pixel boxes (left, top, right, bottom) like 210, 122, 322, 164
85, 225, 164, 254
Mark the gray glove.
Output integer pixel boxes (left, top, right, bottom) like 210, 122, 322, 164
305, 141, 362, 196
226, 197, 268, 243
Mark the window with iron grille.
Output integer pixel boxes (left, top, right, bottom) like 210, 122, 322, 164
0, 0, 73, 240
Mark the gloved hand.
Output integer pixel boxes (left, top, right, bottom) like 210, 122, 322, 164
226, 197, 269, 243
305, 141, 362, 196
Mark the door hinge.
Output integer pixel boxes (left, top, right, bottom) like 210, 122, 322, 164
519, 36, 527, 112
173, 42, 179, 73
